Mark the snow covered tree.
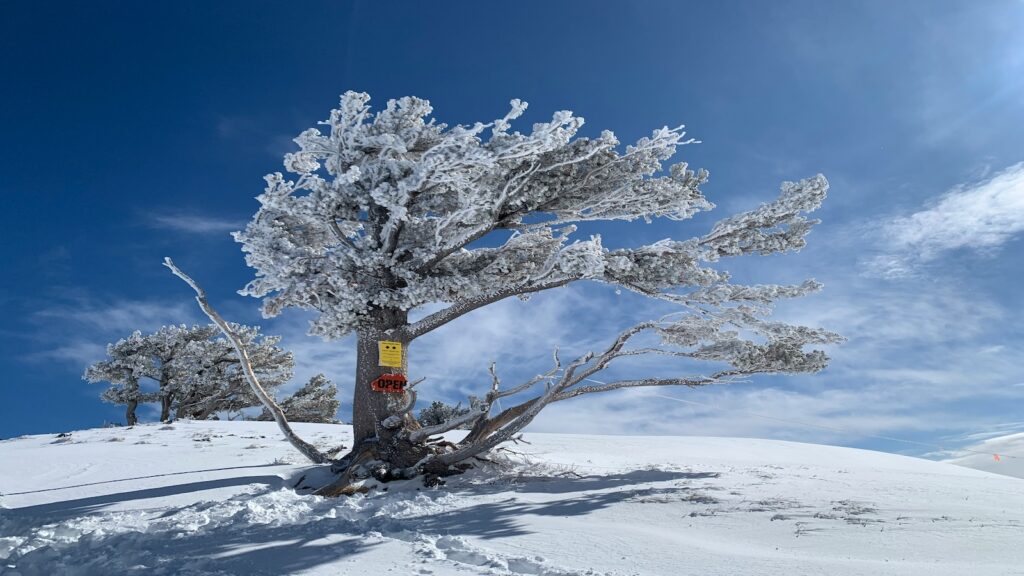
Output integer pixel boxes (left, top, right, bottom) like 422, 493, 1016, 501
138, 324, 219, 421
171, 325, 294, 420
257, 374, 340, 423
171, 91, 840, 492
85, 324, 294, 423
417, 399, 475, 428
84, 331, 156, 426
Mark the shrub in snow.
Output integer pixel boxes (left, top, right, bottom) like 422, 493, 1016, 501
418, 400, 478, 429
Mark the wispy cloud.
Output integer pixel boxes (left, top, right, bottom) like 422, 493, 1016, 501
260, 311, 357, 405
149, 212, 245, 235
32, 341, 108, 367
35, 299, 199, 338
30, 298, 200, 367
865, 162, 1024, 278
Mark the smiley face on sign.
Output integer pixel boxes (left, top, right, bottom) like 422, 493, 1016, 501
378, 340, 403, 367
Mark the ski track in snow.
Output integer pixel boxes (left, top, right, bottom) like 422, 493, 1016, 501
1, 421, 1023, 575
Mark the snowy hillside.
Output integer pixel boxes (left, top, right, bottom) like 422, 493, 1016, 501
2, 422, 1023, 576
947, 432, 1024, 480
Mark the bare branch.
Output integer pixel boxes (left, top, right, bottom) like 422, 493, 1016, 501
409, 405, 487, 443
382, 389, 417, 429
554, 376, 714, 401
493, 367, 555, 400
398, 388, 418, 414
329, 218, 360, 254
556, 351, 594, 392
488, 362, 501, 397
403, 276, 577, 340
552, 322, 656, 391
445, 323, 751, 469
437, 372, 561, 465
163, 257, 330, 464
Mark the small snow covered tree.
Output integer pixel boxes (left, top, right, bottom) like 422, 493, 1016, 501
170, 91, 840, 492
257, 374, 340, 423
85, 324, 293, 423
171, 325, 294, 420
84, 331, 156, 426
138, 324, 219, 421
417, 400, 474, 428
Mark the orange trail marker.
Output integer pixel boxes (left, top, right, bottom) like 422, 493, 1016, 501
371, 373, 408, 393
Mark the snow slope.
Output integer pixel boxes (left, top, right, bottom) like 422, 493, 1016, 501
2, 421, 1022, 576
947, 431, 1024, 480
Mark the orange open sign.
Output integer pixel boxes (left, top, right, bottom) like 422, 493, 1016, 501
371, 373, 407, 393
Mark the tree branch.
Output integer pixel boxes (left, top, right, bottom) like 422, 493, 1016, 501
403, 276, 578, 340
491, 361, 558, 401
443, 321, 741, 468
415, 214, 516, 274
329, 218, 360, 254
553, 376, 714, 401
409, 405, 487, 443
437, 373, 561, 466
164, 257, 330, 464
382, 389, 418, 429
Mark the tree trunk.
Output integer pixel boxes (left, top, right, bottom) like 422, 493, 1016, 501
160, 393, 173, 422
351, 324, 414, 445
335, 306, 438, 480
125, 376, 139, 426
317, 318, 439, 495
158, 371, 175, 422
175, 394, 189, 420
125, 398, 138, 426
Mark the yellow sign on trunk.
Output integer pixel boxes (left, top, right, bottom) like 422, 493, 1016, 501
378, 340, 403, 368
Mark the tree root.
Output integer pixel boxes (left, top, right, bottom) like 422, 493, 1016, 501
312, 436, 475, 497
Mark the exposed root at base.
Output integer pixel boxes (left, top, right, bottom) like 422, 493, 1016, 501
312, 439, 473, 497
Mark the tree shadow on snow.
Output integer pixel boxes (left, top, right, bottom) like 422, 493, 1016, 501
466, 469, 719, 495
10, 511, 386, 576
411, 469, 718, 539
5, 474, 387, 576
3, 463, 289, 497
3, 475, 284, 526
5, 468, 717, 575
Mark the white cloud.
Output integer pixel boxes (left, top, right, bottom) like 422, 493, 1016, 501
34, 299, 199, 339
527, 382, 960, 443
32, 341, 107, 367
408, 287, 602, 398
27, 297, 202, 371
945, 422, 1024, 444
149, 213, 245, 235
260, 311, 357, 402
866, 162, 1024, 277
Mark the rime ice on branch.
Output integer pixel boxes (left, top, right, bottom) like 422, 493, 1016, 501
85, 324, 293, 424
225, 91, 840, 489
258, 374, 340, 424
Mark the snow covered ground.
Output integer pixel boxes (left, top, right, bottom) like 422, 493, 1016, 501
946, 431, 1024, 480
2, 421, 1023, 576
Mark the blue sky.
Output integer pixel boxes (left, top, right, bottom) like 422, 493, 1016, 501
1, 1, 1022, 457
